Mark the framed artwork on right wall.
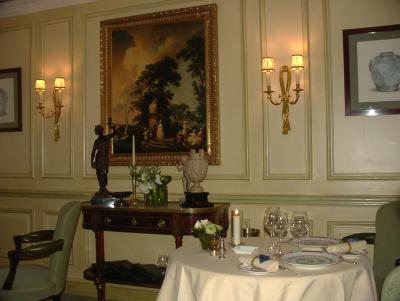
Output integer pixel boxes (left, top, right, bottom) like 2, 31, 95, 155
343, 24, 400, 116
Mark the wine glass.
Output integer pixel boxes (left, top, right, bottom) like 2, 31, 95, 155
263, 207, 281, 253
274, 212, 289, 255
290, 211, 309, 251
157, 254, 169, 276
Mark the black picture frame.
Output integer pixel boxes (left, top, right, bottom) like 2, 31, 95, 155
0, 68, 22, 131
343, 24, 400, 116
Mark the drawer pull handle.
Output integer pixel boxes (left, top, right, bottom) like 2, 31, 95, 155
103, 216, 112, 225
157, 219, 166, 229
131, 217, 138, 225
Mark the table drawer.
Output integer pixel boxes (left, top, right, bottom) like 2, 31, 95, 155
100, 214, 171, 232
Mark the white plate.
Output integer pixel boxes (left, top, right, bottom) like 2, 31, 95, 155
280, 251, 340, 269
238, 264, 269, 275
232, 245, 259, 255
289, 237, 340, 250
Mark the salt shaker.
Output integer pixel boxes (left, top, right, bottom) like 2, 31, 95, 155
219, 237, 225, 259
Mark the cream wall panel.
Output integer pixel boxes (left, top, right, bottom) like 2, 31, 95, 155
83, 0, 248, 185
326, 0, 400, 178
0, 26, 32, 178
42, 19, 73, 178
0, 208, 33, 257
261, 0, 311, 178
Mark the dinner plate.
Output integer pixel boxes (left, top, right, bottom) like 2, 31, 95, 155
238, 264, 269, 275
289, 237, 340, 250
280, 251, 340, 269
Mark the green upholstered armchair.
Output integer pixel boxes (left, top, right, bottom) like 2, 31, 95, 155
381, 265, 400, 301
0, 201, 82, 301
342, 201, 400, 295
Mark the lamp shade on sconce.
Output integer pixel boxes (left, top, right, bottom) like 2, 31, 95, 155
54, 77, 65, 90
262, 57, 275, 72
291, 54, 304, 70
35, 79, 46, 92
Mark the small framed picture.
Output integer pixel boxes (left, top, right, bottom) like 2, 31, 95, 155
0, 68, 22, 131
343, 24, 400, 116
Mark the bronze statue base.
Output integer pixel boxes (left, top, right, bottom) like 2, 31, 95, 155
180, 192, 213, 208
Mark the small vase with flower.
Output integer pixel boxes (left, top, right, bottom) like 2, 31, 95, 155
193, 219, 223, 251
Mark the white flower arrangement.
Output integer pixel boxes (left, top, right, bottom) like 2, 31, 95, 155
193, 219, 223, 236
129, 165, 171, 194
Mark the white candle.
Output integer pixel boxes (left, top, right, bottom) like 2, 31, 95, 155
132, 135, 136, 166
232, 209, 241, 246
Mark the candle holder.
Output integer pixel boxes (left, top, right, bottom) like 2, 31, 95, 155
128, 165, 140, 206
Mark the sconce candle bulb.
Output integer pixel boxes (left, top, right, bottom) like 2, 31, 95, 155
35, 77, 66, 141
35, 79, 46, 92
54, 77, 65, 90
262, 54, 304, 134
262, 57, 275, 87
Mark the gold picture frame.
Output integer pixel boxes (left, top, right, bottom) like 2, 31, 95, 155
100, 4, 220, 166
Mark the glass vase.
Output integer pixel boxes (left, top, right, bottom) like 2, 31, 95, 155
198, 233, 210, 250
144, 184, 168, 206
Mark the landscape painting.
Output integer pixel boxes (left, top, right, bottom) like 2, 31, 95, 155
100, 4, 219, 165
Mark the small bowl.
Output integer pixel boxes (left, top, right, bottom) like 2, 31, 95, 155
242, 228, 260, 237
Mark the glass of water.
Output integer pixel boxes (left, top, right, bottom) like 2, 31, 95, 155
290, 211, 309, 251
263, 207, 281, 253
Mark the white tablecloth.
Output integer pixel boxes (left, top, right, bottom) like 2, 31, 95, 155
157, 237, 377, 301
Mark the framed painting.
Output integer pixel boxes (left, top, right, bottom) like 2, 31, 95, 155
0, 68, 22, 131
343, 24, 400, 116
100, 4, 219, 166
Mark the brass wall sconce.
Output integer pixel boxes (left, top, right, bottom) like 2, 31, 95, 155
262, 55, 304, 134
35, 78, 66, 141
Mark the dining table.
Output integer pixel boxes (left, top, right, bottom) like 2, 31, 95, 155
156, 237, 378, 301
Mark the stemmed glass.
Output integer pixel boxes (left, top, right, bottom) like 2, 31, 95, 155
157, 254, 169, 276
274, 212, 289, 255
290, 211, 309, 251
263, 207, 281, 253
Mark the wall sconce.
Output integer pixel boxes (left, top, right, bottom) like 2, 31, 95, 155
35, 77, 66, 141
262, 54, 304, 134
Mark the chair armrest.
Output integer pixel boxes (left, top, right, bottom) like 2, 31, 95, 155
342, 233, 375, 245
13, 230, 54, 250
2, 239, 63, 290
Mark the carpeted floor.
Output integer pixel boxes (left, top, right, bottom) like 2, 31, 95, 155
62, 295, 98, 301
62, 294, 119, 301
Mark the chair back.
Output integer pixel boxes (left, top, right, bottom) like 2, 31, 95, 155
381, 266, 400, 301
49, 201, 82, 295
373, 201, 400, 287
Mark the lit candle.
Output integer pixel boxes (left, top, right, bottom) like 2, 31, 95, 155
132, 135, 136, 166
232, 209, 241, 246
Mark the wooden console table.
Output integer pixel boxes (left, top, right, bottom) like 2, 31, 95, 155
81, 201, 229, 301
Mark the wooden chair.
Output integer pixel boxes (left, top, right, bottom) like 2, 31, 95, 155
0, 201, 82, 301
